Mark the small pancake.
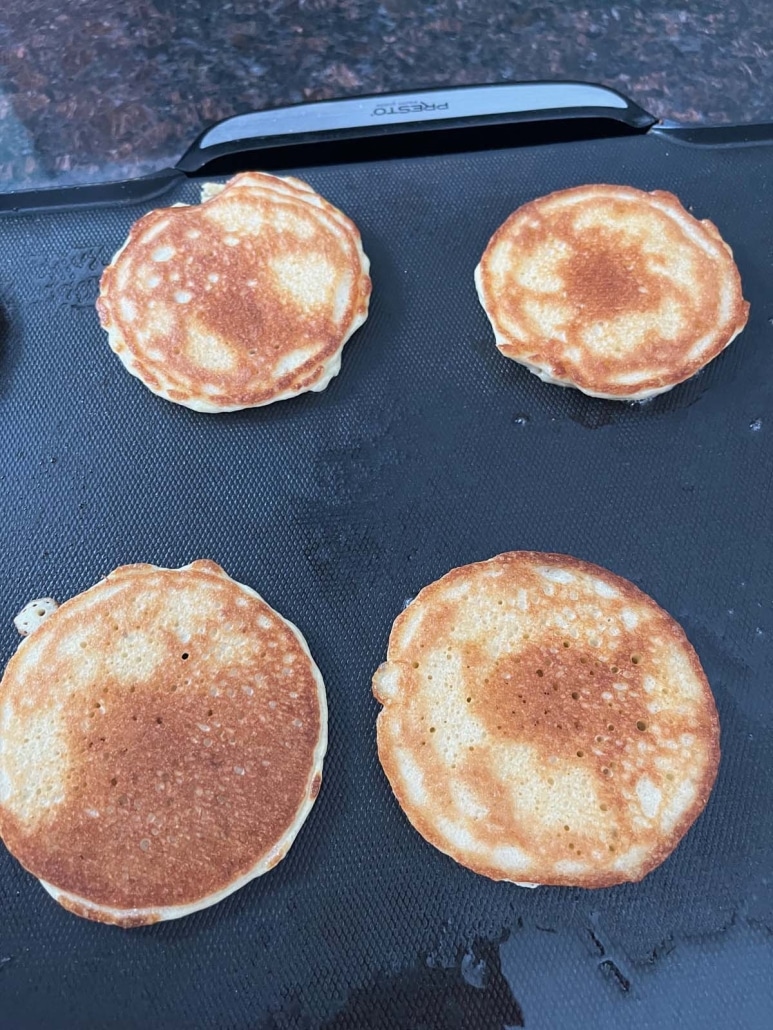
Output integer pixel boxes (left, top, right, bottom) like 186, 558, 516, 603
0, 560, 327, 925
475, 185, 749, 400
98, 173, 371, 411
373, 552, 719, 888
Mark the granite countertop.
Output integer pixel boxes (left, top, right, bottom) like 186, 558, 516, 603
0, 0, 771, 191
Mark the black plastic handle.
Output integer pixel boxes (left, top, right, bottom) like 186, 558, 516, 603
177, 81, 656, 173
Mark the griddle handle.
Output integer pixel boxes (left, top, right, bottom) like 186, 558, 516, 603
177, 81, 656, 172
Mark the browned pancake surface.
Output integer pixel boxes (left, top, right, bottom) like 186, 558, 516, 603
373, 552, 720, 887
475, 185, 749, 398
98, 176, 371, 410
0, 561, 323, 913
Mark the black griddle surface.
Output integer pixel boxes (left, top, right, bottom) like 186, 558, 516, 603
0, 130, 772, 1029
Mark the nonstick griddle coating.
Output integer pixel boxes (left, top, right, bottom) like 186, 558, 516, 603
0, 132, 771, 1028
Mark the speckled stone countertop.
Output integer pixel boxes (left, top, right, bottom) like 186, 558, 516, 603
0, 1, 771, 190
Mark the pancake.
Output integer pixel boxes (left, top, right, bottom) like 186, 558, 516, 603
373, 552, 719, 888
97, 173, 371, 412
13, 596, 58, 637
0, 560, 327, 926
475, 185, 749, 400
200, 172, 354, 233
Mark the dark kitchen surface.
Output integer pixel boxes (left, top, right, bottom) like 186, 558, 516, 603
0, 1, 772, 190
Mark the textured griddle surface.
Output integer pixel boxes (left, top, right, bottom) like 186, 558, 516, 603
0, 131, 771, 1027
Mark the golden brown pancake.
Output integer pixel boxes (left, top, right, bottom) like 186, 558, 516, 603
373, 552, 719, 888
97, 173, 371, 411
475, 185, 749, 399
0, 560, 327, 925
200, 172, 356, 233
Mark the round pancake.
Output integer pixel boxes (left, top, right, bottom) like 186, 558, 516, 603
98, 174, 371, 412
474, 185, 749, 400
373, 552, 719, 888
0, 560, 327, 926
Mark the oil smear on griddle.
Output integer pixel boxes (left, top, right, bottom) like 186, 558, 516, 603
323, 936, 524, 1029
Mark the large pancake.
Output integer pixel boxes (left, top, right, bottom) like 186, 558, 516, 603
373, 552, 719, 888
475, 184, 749, 400
97, 173, 371, 412
0, 560, 327, 926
